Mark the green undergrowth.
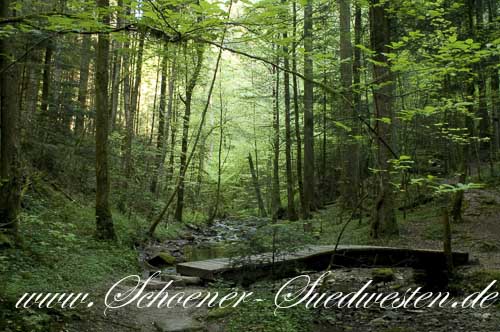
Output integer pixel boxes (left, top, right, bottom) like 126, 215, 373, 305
0, 177, 198, 331
207, 286, 314, 332
449, 269, 500, 295
0, 178, 175, 331
0, 177, 196, 300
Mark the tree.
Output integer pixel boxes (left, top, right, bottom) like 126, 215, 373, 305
282, 0, 298, 221
303, 0, 315, 222
95, 0, 116, 240
338, 0, 359, 207
124, 32, 145, 178
369, 0, 397, 238
292, 0, 305, 218
110, 0, 124, 132
75, 35, 92, 136
174, 44, 204, 222
271, 62, 282, 221
0, 0, 21, 239
151, 45, 170, 195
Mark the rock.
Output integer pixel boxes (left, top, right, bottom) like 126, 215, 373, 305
161, 274, 203, 286
0, 232, 14, 249
154, 317, 205, 332
478, 241, 498, 252
142, 279, 171, 290
183, 233, 195, 241
186, 223, 200, 231
147, 252, 177, 268
207, 306, 235, 320
369, 317, 388, 327
372, 268, 395, 284
383, 310, 399, 320
427, 318, 439, 325
472, 312, 492, 320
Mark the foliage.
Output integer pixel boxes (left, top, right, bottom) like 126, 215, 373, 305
210, 290, 315, 332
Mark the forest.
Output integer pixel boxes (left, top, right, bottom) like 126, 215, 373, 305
1, 0, 500, 331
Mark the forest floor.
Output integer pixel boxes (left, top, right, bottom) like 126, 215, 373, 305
64, 185, 500, 332
2, 177, 500, 332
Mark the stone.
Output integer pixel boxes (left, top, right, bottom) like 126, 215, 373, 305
0, 232, 14, 249
369, 317, 388, 326
372, 268, 395, 284
148, 252, 177, 267
154, 317, 205, 332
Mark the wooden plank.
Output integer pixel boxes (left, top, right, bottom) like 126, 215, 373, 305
176, 245, 469, 282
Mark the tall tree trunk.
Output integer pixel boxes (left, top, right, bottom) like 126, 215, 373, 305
149, 55, 161, 145
248, 153, 267, 217
292, 0, 305, 218
110, 0, 124, 132
124, 33, 145, 179
121, 33, 132, 170
150, 49, 169, 195
0, 0, 21, 239
75, 35, 92, 136
166, 97, 178, 183
369, 0, 398, 238
475, 0, 490, 155
164, 51, 178, 182
40, 43, 53, 114
24, 48, 42, 124
174, 45, 204, 222
272, 63, 282, 221
353, 4, 362, 116
489, 0, 499, 153
95, 0, 116, 240
338, 0, 359, 207
303, 0, 315, 222
210, 72, 225, 222
282, 0, 298, 221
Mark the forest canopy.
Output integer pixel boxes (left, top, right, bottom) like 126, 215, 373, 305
0, 0, 499, 239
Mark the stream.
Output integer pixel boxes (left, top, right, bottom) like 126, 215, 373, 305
142, 216, 268, 272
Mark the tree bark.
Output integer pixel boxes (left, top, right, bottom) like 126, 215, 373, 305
210, 71, 225, 222
475, 0, 490, 155
292, 0, 305, 218
338, 0, 359, 207
40, 42, 53, 114
150, 47, 169, 195
110, 0, 124, 132
303, 0, 315, 223
95, 0, 116, 240
0, 0, 21, 239
272, 62, 282, 222
282, 0, 298, 221
124, 32, 145, 179
369, 0, 398, 238
488, 0, 499, 153
442, 208, 453, 275
75, 35, 92, 135
174, 45, 204, 222
248, 153, 267, 217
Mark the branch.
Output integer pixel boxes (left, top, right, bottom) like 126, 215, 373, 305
148, 0, 235, 237
0, 12, 80, 25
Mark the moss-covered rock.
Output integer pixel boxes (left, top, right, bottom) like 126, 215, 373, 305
372, 268, 395, 284
207, 306, 236, 320
147, 252, 177, 267
0, 232, 14, 249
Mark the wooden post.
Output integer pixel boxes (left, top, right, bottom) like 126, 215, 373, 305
442, 207, 453, 275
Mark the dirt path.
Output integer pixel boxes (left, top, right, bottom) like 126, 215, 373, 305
66, 188, 500, 332
66, 283, 210, 332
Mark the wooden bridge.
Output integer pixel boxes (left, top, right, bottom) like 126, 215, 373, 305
176, 245, 469, 282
